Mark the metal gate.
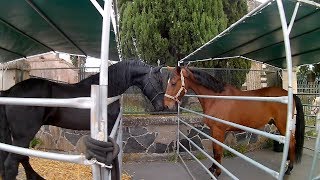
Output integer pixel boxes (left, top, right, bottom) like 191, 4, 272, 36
174, 0, 320, 180
0, 0, 122, 180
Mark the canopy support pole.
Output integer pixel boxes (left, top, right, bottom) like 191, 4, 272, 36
276, 0, 295, 179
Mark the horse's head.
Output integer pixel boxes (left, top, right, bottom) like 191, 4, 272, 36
140, 66, 165, 111
311, 97, 320, 115
164, 66, 190, 110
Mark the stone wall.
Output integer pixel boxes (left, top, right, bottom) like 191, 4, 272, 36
35, 115, 276, 160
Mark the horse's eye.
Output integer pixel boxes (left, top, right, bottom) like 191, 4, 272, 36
171, 82, 176, 86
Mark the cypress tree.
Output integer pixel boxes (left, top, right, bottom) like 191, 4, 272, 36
119, 0, 227, 65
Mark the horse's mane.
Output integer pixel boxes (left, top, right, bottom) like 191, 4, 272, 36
188, 67, 225, 93
78, 60, 151, 85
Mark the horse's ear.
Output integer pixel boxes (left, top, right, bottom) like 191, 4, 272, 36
181, 67, 189, 78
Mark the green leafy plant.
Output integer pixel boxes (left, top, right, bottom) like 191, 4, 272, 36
29, 138, 42, 149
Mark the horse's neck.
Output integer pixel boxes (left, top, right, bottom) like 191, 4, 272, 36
75, 62, 150, 97
109, 62, 150, 96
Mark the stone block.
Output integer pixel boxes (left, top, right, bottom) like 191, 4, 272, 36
129, 126, 147, 136
124, 137, 146, 153
136, 133, 156, 149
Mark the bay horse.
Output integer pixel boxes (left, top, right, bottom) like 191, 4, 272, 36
164, 66, 305, 177
0, 60, 165, 180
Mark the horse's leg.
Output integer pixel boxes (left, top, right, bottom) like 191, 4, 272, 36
21, 157, 45, 180
4, 107, 45, 180
0, 128, 11, 179
4, 135, 44, 180
275, 120, 295, 175
208, 126, 225, 177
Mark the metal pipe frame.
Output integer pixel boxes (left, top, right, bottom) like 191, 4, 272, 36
91, 85, 102, 179
0, 142, 90, 165
177, 154, 196, 180
110, 109, 122, 138
309, 130, 320, 180
178, 142, 217, 180
96, 0, 113, 178
179, 0, 274, 62
176, 1, 320, 179
90, 0, 104, 16
0, 95, 119, 109
298, 0, 320, 8
0, 97, 91, 109
179, 118, 280, 178
276, 0, 295, 178
180, 107, 285, 143
179, 132, 238, 180
184, 95, 288, 104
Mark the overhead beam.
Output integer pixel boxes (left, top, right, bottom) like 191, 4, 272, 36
0, 46, 26, 58
24, 0, 87, 56
0, 17, 54, 52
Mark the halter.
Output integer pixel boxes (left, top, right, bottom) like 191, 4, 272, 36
165, 72, 187, 104
142, 67, 165, 103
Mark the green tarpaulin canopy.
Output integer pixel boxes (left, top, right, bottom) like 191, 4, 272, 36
0, 0, 119, 63
181, 0, 320, 69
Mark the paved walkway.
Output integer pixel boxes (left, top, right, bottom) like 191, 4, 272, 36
124, 139, 319, 180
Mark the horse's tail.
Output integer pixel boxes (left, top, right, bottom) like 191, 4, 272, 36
293, 94, 305, 163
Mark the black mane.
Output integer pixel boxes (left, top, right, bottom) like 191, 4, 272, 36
77, 60, 152, 96
188, 68, 225, 93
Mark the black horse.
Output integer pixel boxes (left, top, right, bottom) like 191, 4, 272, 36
0, 60, 165, 180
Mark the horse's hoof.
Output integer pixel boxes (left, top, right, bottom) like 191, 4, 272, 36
208, 166, 216, 174
285, 165, 293, 175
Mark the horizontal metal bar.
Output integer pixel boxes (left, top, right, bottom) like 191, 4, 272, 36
0, 142, 90, 165
305, 135, 317, 139
29, 67, 99, 70
297, 93, 320, 95
179, 132, 238, 180
184, 95, 288, 104
179, 118, 280, 179
0, 97, 91, 109
179, 142, 217, 180
180, 107, 285, 143
0, 95, 120, 109
306, 125, 316, 128
303, 146, 316, 151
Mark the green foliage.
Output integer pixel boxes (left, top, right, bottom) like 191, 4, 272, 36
119, 0, 227, 65
223, 144, 248, 158
189, 1, 250, 88
223, 0, 248, 26
195, 152, 207, 160
30, 138, 42, 149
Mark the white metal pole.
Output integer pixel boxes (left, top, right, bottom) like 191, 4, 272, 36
97, 0, 112, 179
276, 0, 295, 179
91, 85, 102, 180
